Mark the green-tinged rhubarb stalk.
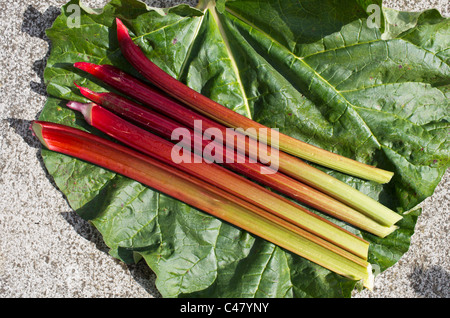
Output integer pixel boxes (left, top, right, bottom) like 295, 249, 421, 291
115, 17, 394, 185
66, 101, 370, 259
32, 120, 374, 289
75, 85, 397, 238
73, 62, 403, 227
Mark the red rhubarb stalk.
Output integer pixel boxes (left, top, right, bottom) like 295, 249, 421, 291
73, 62, 403, 227
32, 120, 374, 288
75, 85, 397, 238
114, 17, 394, 185
67, 101, 369, 259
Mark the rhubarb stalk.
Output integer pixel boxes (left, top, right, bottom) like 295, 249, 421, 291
114, 17, 394, 185
74, 62, 403, 227
32, 120, 374, 289
67, 101, 370, 259
75, 85, 397, 238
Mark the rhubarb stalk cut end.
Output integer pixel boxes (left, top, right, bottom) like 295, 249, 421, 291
66, 101, 94, 125
31, 122, 49, 149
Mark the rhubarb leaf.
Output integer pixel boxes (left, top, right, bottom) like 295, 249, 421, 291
39, 0, 449, 298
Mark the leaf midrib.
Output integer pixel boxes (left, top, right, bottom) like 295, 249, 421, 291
209, 4, 252, 119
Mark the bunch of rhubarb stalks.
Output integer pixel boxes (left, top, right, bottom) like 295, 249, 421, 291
32, 18, 403, 290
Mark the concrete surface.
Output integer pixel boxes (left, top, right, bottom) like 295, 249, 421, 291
0, 0, 448, 298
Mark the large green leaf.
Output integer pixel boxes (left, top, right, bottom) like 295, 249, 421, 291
39, 0, 449, 297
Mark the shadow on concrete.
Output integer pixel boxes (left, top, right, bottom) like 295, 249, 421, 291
5, 117, 62, 197
21, 5, 61, 96
409, 265, 450, 298
5, 118, 40, 149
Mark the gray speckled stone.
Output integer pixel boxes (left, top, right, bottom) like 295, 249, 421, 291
0, 0, 448, 298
